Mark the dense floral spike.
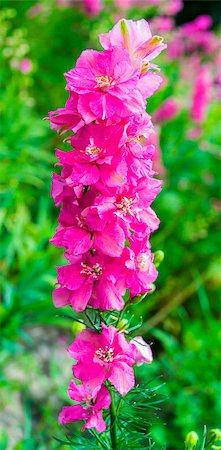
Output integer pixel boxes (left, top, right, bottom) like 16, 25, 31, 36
49, 18, 165, 434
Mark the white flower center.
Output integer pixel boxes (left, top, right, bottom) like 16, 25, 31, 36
94, 346, 114, 363
136, 253, 150, 271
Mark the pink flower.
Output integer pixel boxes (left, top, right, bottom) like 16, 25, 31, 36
57, 150, 128, 189
51, 214, 126, 260
65, 47, 145, 121
166, 0, 183, 15
27, 3, 45, 17
153, 97, 180, 123
68, 323, 136, 395
50, 201, 93, 258
57, 122, 127, 188
150, 17, 174, 33
130, 336, 153, 365
115, 240, 158, 296
149, 130, 165, 176
182, 15, 212, 34
47, 93, 84, 134
115, 0, 132, 9
191, 66, 211, 124
59, 381, 110, 433
19, 58, 33, 74
82, 181, 160, 241
53, 252, 126, 312
99, 19, 166, 67
51, 173, 75, 207
82, 0, 103, 16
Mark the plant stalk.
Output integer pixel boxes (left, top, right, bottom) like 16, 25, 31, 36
109, 390, 118, 449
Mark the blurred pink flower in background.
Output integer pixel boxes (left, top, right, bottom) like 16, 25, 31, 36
153, 97, 180, 123
82, 0, 103, 16
27, 3, 45, 17
19, 58, 33, 74
191, 66, 211, 124
150, 16, 174, 33
166, 0, 183, 15
150, 131, 165, 176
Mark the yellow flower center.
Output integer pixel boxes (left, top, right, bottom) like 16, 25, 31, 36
116, 197, 134, 216
85, 144, 102, 157
95, 75, 113, 90
80, 262, 103, 279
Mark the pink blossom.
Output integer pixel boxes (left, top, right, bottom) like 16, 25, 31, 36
56, 148, 127, 190
82, 0, 102, 16
51, 209, 126, 260
187, 127, 202, 140
47, 93, 84, 134
153, 97, 180, 123
27, 3, 45, 17
115, 0, 132, 9
59, 381, 110, 433
166, 0, 183, 15
99, 19, 166, 67
50, 201, 93, 258
61, 122, 128, 188
191, 66, 211, 124
68, 323, 136, 395
65, 47, 145, 121
114, 240, 158, 296
51, 172, 75, 207
53, 252, 126, 312
19, 58, 33, 74
82, 180, 160, 241
130, 336, 153, 365
56, 0, 72, 6
150, 16, 174, 33
182, 15, 212, 34
149, 131, 165, 176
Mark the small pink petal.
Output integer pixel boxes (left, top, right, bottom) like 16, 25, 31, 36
109, 361, 135, 395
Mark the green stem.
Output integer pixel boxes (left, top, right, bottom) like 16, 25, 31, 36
109, 390, 118, 449
116, 300, 130, 327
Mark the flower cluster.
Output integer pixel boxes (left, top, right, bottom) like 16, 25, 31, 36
48, 19, 165, 434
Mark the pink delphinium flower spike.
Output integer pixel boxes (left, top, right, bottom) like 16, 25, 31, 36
49, 18, 166, 436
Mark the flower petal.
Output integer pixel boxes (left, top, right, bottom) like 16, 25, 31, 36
109, 361, 135, 395
58, 405, 88, 424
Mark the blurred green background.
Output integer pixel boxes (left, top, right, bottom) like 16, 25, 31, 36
0, 0, 221, 449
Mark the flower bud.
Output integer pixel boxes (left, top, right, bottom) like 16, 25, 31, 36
129, 292, 148, 305
185, 431, 199, 449
154, 250, 164, 268
72, 321, 85, 335
117, 319, 128, 331
207, 429, 221, 446
129, 285, 156, 305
